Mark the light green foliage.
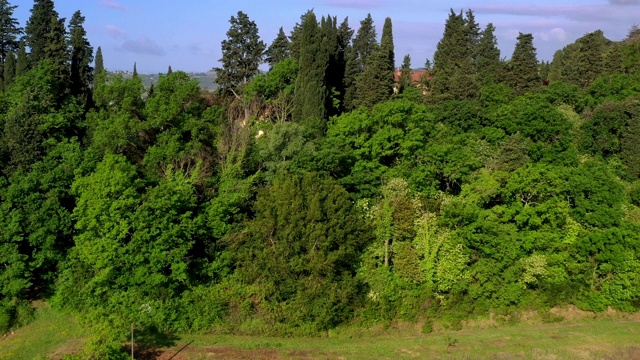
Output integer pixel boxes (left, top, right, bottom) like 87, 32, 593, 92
246, 58, 297, 122
414, 213, 468, 293
57, 154, 204, 341
519, 254, 547, 288
326, 99, 433, 197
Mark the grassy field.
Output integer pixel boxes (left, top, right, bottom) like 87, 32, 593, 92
0, 304, 85, 360
1, 307, 639, 359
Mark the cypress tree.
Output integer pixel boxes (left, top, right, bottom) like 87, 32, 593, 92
380, 17, 395, 91
15, 39, 25, 76
289, 11, 310, 61
344, 14, 377, 110
44, 15, 68, 87
508, 32, 540, 95
399, 54, 412, 93
133, 62, 138, 77
0, 0, 22, 64
476, 23, 501, 85
25, 0, 58, 66
265, 27, 290, 68
167, 65, 172, 75
214, 11, 266, 95
432, 9, 478, 100
571, 30, 609, 87
355, 17, 394, 107
93, 46, 104, 89
292, 10, 327, 131
2, 50, 14, 90
321, 15, 341, 117
334, 17, 353, 114
342, 44, 358, 111
352, 14, 377, 71
69, 10, 93, 101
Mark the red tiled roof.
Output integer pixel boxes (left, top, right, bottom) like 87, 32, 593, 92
393, 69, 431, 84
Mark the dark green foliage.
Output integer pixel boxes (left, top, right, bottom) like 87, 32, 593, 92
43, 15, 68, 88
432, 9, 479, 100
15, 39, 26, 76
93, 46, 104, 89
550, 30, 610, 87
292, 11, 327, 131
352, 14, 377, 71
2, 50, 14, 89
355, 17, 394, 108
581, 98, 640, 178
344, 14, 377, 110
215, 11, 266, 94
507, 33, 540, 95
0, 61, 71, 174
476, 23, 501, 85
265, 27, 290, 68
68, 11, 93, 103
398, 54, 412, 93
0, 0, 22, 64
25, 0, 57, 66
0, 141, 82, 301
231, 172, 370, 332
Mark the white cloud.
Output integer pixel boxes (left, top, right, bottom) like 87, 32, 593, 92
537, 27, 568, 42
106, 24, 126, 39
100, 0, 126, 11
119, 37, 166, 56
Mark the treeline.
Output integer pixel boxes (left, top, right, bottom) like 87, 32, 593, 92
1, 1, 640, 358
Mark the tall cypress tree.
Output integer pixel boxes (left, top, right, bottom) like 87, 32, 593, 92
265, 27, 290, 69
25, 0, 58, 66
334, 17, 353, 114
0, 0, 22, 64
508, 32, 540, 95
69, 10, 93, 101
133, 62, 138, 77
2, 49, 14, 90
289, 11, 310, 61
352, 14, 377, 71
215, 11, 266, 96
476, 23, 501, 85
432, 9, 478, 100
380, 17, 395, 94
321, 15, 341, 117
44, 15, 68, 84
399, 54, 412, 93
15, 38, 25, 76
344, 14, 377, 110
292, 10, 326, 131
355, 17, 394, 107
93, 46, 104, 89
167, 65, 172, 75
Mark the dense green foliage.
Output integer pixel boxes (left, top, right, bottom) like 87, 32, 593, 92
2, 2, 640, 357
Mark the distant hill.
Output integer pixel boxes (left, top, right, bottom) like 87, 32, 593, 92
109, 70, 218, 91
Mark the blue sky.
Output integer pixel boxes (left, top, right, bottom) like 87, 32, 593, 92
12, 0, 640, 73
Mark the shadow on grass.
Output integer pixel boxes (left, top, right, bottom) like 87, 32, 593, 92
123, 326, 193, 360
